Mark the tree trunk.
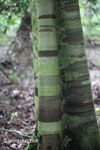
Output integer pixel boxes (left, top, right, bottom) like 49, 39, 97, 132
26, 0, 100, 150
57, 0, 100, 149
37, 0, 62, 149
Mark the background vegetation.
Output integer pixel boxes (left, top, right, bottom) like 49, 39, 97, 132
0, 0, 100, 45
80, 0, 100, 44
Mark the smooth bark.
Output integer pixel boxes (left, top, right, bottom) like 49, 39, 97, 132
36, 0, 62, 149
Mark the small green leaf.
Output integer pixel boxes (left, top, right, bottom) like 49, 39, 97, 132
11, 112, 18, 117
80, 4, 84, 9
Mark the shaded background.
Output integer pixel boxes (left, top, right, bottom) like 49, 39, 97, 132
0, 0, 100, 149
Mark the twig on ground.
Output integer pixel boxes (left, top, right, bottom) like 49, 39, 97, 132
0, 128, 33, 138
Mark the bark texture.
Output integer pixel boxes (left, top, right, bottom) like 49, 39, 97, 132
26, 0, 100, 150
56, 0, 100, 149
37, 0, 62, 149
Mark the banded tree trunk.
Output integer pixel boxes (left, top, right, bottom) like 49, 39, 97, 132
57, 0, 100, 149
36, 0, 62, 150
26, 0, 100, 150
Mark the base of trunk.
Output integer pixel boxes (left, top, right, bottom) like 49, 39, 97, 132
25, 143, 38, 150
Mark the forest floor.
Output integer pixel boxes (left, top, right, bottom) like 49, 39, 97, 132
0, 46, 100, 150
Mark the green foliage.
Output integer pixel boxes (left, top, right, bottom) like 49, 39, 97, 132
0, 0, 30, 34
0, 0, 100, 44
0, 14, 21, 43
79, 0, 100, 42
0, 0, 30, 45
0, 0, 30, 17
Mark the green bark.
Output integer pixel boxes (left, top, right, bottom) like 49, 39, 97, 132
26, 0, 100, 150
56, 0, 100, 149
37, 0, 62, 149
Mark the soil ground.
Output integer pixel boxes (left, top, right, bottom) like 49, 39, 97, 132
0, 46, 100, 150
